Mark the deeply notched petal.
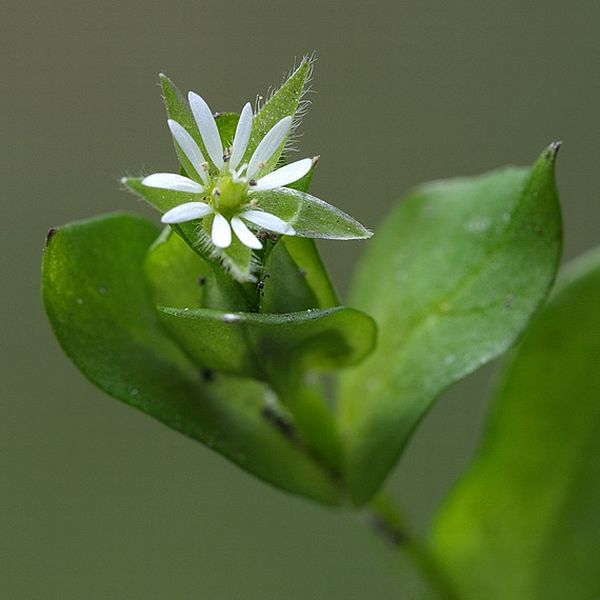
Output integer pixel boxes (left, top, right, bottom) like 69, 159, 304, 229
253, 158, 313, 192
241, 210, 296, 235
161, 202, 212, 224
211, 212, 232, 248
142, 173, 204, 194
188, 92, 224, 170
167, 119, 208, 184
247, 116, 293, 178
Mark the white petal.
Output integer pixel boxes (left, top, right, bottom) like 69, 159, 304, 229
142, 173, 204, 193
247, 115, 292, 178
188, 92, 224, 169
231, 216, 263, 249
240, 210, 296, 236
161, 202, 212, 224
211, 212, 232, 248
252, 158, 312, 192
167, 119, 208, 184
230, 103, 253, 169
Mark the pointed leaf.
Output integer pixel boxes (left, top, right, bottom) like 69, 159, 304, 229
431, 248, 600, 600
42, 212, 341, 505
252, 187, 372, 240
339, 144, 563, 504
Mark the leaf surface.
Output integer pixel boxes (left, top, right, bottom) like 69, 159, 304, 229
339, 145, 563, 504
432, 248, 600, 600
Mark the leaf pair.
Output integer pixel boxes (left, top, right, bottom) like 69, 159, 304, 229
42, 213, 376, 505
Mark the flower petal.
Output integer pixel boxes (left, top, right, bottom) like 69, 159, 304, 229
142, 173, 204, 194
252, 158, 313, 192
230, 216, 263, 249
161, 202, 213, 224
167, 119, 208, 184
247, 115, 292, 178
240, 209, 296, 236
230, 102, 253, 170
188, 92, 224, 169
211, 212, 232, 248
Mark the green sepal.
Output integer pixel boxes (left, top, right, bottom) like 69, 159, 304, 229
252, 187, 372, 240
257, 162, 339, 312
121, 176, 208, 255
159, 73, 205, 180
243, 58, 312, 177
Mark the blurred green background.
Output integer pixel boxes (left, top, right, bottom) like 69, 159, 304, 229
3, 1, 599, 597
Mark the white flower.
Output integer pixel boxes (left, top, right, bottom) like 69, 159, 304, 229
141, 93, 314, 250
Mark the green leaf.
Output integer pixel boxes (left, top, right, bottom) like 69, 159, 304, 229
42, 212, 341, 505
243, 58, 312, 176
253, 187, 372, 240
338, 144, 563, 505
431, 247, 600, 600
259, 236, 338, 313
144, 228, 250, 311
158, 304, 377, 472
157, 306, 377, 382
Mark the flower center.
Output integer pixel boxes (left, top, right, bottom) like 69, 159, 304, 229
211, 171, 248, 213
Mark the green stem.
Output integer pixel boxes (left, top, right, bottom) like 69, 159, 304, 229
364, 492, 460, 600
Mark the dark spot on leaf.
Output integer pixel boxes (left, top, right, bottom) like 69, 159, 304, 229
298, 268, 307, 278
504, 293, 514, 309
202, 368, 215, 382
198, 276, 207, 286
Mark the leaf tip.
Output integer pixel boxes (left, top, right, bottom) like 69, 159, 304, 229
45, 227, 58, 247
545, 140, 562, 162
